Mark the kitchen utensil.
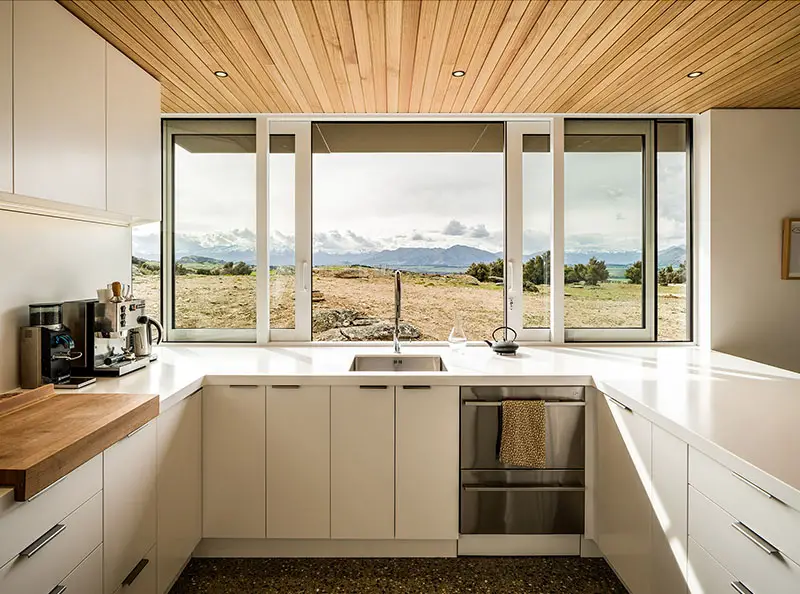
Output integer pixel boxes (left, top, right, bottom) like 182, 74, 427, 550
132, 315, 163, 357
110, 282, 124, 303
28, 303, 63, 329
484, 326, 519, 355
97, 288, 112, 303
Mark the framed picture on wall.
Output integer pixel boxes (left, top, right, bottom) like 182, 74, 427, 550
782, 218, 800, 279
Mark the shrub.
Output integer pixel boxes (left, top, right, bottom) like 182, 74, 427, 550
659, 262, 686, 286
584, 257, 609, 286
523, 251, 550, 286
175, 263, 189, 275
625, 261, 642, 284
488, 258, 504, 279
466, 262, 490, 282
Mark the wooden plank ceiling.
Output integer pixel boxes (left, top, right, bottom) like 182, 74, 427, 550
59, 0, 800, 114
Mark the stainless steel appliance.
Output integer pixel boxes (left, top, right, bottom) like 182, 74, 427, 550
459, 386, 586, 554
63, 299, 154, 377
129, 315, 163, 358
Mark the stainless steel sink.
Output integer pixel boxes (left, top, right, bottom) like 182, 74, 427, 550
349, 355, 447, 372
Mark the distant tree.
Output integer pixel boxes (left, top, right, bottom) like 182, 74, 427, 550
523, 251, 550, 286
658, 262, 686, 286
466, 262, 490, 282
488, 258, 504, 279
175, 263, 189, 275
231, 261, 252, 275
625, 261, 642, 285
585, 257, 609, 286
564, 264, 582, 284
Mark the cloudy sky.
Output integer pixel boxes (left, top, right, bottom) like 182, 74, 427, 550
133, 142, 688, 260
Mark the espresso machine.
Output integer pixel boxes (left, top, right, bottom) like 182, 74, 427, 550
63, 298, 161, 377
19, 303, 95, 389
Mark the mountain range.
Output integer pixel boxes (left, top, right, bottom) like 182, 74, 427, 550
162, 244, 686, 270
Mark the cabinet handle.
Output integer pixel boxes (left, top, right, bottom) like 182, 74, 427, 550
26, 473, 68, 502
731, 582, 754, 594
731, 522, 779, 555
125, 422, 148, 439
48, 586, 67, 594
359, 385, 388, 390
402, 385, 431, 390
731, 471, 774, 500
271, 385, 300, 389
463, 485, 585, 492
606, 395, 632, 413
230, 384, 260, 389
19, 524, 66, 558
122, 558, 149, 586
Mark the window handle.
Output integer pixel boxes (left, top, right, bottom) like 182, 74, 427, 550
303, 261, 309, 292
507, 260, 514, 292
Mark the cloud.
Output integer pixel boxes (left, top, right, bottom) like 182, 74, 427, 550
412, 232, 428, 241
443, 219, 467, 236
469, 224, 490, 238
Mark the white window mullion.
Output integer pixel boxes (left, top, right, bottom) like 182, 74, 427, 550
256, 116, 269, 344
551, 116, 565, 344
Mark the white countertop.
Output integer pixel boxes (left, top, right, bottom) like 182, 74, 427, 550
4, 344, 800, 510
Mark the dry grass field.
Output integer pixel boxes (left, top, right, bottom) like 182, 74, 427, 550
134, 267, 687, 341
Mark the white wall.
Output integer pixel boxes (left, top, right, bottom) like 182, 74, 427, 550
0, 210, 130, 390
696, 109, 800, 372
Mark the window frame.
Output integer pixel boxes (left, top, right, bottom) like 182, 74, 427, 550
157, 115, 692, 345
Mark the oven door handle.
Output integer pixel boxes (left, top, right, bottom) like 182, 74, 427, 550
462, 484, 585, 492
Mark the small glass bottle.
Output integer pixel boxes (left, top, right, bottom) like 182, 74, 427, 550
448, 313, 467, 352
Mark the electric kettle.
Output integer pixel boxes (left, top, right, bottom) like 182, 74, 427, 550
131, 315, 164, 358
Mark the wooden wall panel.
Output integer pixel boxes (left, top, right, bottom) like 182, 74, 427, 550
58, 0, 800, 114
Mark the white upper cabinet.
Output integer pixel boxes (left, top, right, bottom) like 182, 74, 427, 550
0, 1, 11, 194
13, 0, 106, 209
395, 386, 459, 540
266, 386, 331, 539
106, 44, 161, 221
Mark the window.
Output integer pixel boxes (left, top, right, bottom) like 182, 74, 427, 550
159, 117, 692, 344
132, 221, 161, 324
163, 119, 257, 341
309, 122, 505, 342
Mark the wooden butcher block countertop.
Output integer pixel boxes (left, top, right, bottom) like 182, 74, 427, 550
0, 384, 158, 501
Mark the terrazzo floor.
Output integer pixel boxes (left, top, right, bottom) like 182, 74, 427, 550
169, 557, 627, 593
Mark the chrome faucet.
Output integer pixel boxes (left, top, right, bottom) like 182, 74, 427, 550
393, 270, 402, 354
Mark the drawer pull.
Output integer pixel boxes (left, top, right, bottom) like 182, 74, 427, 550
19, 523, 66, 558
732, 521, 779, 555
731, 471, 774, 500
125, 423, 148, 439
26, 473, 68, 502
731, 582, 754, 594
271, 385, 300, 389
48, 586, 67, 594
230, 384, 260, 389
359, 385, 388, 390
122, 558, 149, 586
402, 385, 431, 390
463, 484, 585, 492
606, 395, 632, 413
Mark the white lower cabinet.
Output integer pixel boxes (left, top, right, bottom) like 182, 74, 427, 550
266, 385, 331, 539
62, 544, 103, 594
331, 385, 395, 539
597, 393, 653, 594
203, 385, 266, 538
104, 420, 157, 594
157, 391, 202, 593
688, 537, 736, 594
113, 544, 157, 594
395, 385, 459, 540
651, 425, 688, 594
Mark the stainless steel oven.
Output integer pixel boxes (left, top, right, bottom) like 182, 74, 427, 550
460, 386, 586, 538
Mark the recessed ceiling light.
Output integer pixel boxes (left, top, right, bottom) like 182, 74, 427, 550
452, 70, 466, 78
687, 71, 703, 78
214, 70, 229, 78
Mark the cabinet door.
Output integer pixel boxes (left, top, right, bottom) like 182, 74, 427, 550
104, 421, 157, 594
106, 44, 161, 221
114, 544, 156, 594
202, 385, 266, 538
13, 0, 105, 209
597, 394, 653, 594
395, 385, 459, 540
0, 0, 11, 194
651, 425, 688, 594
266, 385, 330, 538
157, 391, 201, 594
330, 386, 395, 539
61, 544, 103, 594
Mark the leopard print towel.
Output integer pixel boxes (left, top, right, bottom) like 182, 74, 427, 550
499, 400, 547, 468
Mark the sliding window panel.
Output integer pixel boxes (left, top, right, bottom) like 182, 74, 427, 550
564, 120, 655, 342
656, 121, 692, 342
268, 121, 311, 341
163, 119, 257, 342
506, 121, 552, 342
132, 221, 161, 325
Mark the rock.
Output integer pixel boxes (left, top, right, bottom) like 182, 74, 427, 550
337, 321, 420, 341
488, 275, 504, 283
333, 267, 370, 279
311, 290, 325, 303
312, 309, 360, 333
315, 328, 348, 341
